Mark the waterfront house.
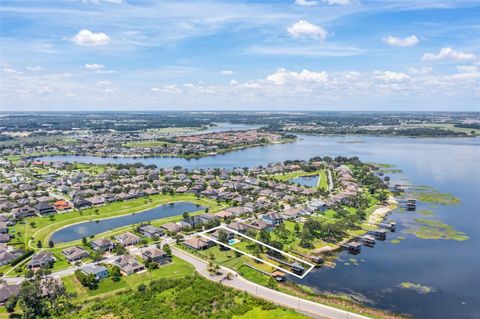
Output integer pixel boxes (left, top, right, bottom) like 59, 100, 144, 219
141, 247, 170, 264
114, 232, 141, 247
137, 224, 163, 238
160, 222, 181, 234
34, 202, 56, 216
81, 265, 109, 280
113, 255, 145, 275
72, 198, 91, 209
62, 246, 90, 263
183, 237, 213, 250
368, 229, 387, 240
27, 251, 54, 269
90, 238, 115, 251
53, 199, 73, 211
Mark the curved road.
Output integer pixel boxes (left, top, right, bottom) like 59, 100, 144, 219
172, 248, 371, 319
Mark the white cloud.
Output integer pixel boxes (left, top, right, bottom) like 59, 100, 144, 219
374, 70, 410, 82
323, 0, 352, 5
151, 84, 183, 94
287, 20, 328, 40
457, 65, 478, 73
383, 35, 419, 47
345, 71, 361, 80
220, 70, 234, 75
230, 80, 239, 85
422, 47, 477, 62
267, 68, 328, 85
85, 63, 105, 70
294, 0, 318, 6
72, 29, 111, 46
26, 66, 42, 71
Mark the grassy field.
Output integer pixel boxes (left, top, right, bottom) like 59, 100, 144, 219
62, 256, 194, 302
272, 170, 329, 191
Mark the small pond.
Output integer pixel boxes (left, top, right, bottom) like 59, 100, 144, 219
289, 175, 319, 188
50, 201, 205, 243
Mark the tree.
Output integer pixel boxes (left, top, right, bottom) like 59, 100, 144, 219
82, 237, 87, 245
163, 244, 171, 257
36, 240, 42, 248
114, 244, 127, 256
182, 211, 190, 220
217, 229, 229, 250
92, 249, 104, 263
5, 295, 18, 313
294, 222, 301, 235
300, 228, 314, 248
48, 240, 54, 248
29, 222, 36, 228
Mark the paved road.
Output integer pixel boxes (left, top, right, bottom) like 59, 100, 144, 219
172, 248, 371, 319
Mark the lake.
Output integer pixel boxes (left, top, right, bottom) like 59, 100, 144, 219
289, 175, 319, 188
50, 201, 205, 243
38, 134, 480, 319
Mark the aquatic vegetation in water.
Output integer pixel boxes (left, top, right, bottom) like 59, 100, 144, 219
408, 185, 460, 205
380, 169, 403, 173
418, 209, 434, 216
399, 282, 434, 294
390, 236, 405, 244
406, 219, 469, 241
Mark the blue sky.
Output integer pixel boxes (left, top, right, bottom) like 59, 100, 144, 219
0, 0, 479, 111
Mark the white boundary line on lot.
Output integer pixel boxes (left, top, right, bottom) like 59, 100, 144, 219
198, 225, 315, 279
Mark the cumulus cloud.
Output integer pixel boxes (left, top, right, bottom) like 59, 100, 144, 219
422, 47, 477, 61
294, 0, 318, 6
85, 63, 105, 70
220, 70, 234, 75
287, 20, 328, 40
72, 29, 111, 46
374, 70, 410, 82
383, 35, 419, 47
151, 84, 183, 94
457, 65, 478, 73
267, 68, 328, 85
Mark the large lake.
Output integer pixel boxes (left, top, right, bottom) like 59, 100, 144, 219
50, 201, 205, 243
38, 135, 480, 319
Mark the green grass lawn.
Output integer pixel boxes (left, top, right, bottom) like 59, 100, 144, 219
235, 307, 309, 319
62, 256, 194, 302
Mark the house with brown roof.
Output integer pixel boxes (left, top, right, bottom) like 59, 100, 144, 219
27, 251, 54, 269
183, 237, 213, 250
62, 246, 90, 263
114, 232, 140, 247
141, 247, 170, 264
113, 255, 145, 275
227, 221, 249, 233
90, 238, 115, 251
161, 222, 181, 234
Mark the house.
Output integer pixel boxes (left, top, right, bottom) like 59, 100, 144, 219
53, 199, 73, 211
85, 196, 106, 206
282, 207, 301, 220
114, 232, 141, 247
0, 284, 21, 305
183, 237, 213, 250
214, 210, 234, 219
175, 186, 188, 193
113, 255, 145, 275
141, 247, 170, 264
27, 251, 54, 269
0, 234, 10, 243
90, 238, 115, 251
72, 198, 91, 209
0, 222, 7, 234
261, 212, 283, 226
62, 246, 90, 263
137, 224, 163, 238
81, 265, 109, 280
210, 229, 234, 241
309, 199, 327, 212
34, 202, 56, 216
227, 221, 249, 233
248, 219, 269, 231
161, 222, 181, 234
0, 250, 21, 266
